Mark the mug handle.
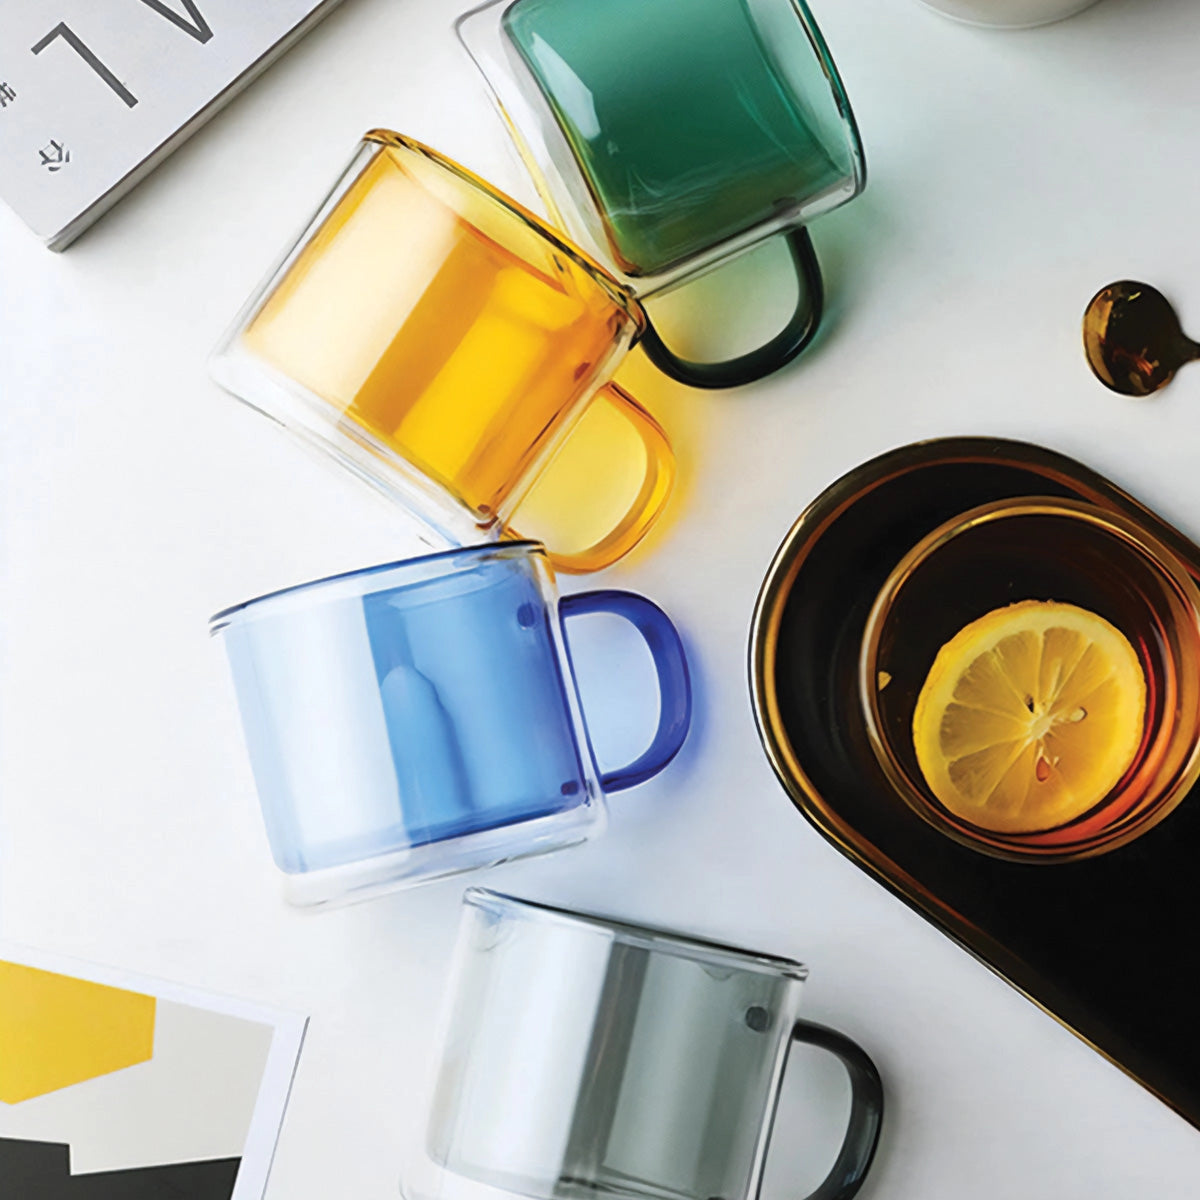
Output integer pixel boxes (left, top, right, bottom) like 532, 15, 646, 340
638, 227, 825, 390
510, 383, 675, 574
771, 1019, 884, 1200
559, 591, 692, 790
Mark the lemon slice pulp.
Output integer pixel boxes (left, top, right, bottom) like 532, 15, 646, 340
911, 600, 1147, 834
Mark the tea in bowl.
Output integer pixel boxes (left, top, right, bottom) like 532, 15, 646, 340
859, 497, 1200, 861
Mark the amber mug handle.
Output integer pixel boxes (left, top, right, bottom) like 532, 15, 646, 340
509, 383, 675, 574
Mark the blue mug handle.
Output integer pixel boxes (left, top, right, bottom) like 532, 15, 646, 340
559, 591, 692, 791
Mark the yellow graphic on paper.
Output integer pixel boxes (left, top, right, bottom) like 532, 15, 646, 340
0, 962, 156, 1104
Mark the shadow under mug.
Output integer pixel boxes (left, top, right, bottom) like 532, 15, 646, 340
457, 0, 866, 388
211, 132, 688, 575
407, 889, 883, 1200
860, 498, 1200, 862
210, 543, 691, 906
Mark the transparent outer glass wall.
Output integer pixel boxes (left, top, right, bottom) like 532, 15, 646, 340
209, 132, 675, 570
404, 891, 883, 1200
211, 545, 691, 907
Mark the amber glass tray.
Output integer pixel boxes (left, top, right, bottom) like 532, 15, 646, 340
750, 437, 1200, 1128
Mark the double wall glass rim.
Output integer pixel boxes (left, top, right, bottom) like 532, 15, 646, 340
777, 0, 867, 194
209, 541, 547, 635
466, 888, 810, 981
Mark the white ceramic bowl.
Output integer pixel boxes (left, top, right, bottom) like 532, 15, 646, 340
919, 0, 1101, 28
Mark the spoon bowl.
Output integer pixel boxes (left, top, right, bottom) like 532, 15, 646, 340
1083, 280, 1200, 397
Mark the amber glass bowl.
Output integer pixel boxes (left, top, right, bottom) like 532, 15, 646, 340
859, 497, 1200, 862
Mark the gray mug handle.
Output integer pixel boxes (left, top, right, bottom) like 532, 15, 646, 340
769, 1018, 884, 1200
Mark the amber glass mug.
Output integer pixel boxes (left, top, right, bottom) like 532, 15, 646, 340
211, 132, 675, 573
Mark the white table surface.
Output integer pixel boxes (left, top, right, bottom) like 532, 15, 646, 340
4, 0, 1200, 1195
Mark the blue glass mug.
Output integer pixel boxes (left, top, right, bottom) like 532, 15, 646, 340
210, 543, 691, 906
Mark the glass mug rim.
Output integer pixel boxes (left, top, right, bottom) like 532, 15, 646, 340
464, 887, 810, 980
859, 495, 1200, 862
209, 540, 545, 634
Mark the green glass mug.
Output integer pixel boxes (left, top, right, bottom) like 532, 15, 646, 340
458, 0, 865, 388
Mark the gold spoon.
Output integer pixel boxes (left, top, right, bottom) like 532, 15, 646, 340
1083, 280, 1200, 396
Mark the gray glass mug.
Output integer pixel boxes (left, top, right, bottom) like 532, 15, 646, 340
405, 890, 883, 1200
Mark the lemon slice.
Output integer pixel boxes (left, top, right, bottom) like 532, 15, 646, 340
912, 600, 1146, 834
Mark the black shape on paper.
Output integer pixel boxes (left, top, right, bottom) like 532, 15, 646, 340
0, 1138, 241, 1199
31, 25, 138, 109
38, 140, 70, 172
137, 0, 214, 43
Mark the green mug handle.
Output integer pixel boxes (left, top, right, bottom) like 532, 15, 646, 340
638, 227, 824, 390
